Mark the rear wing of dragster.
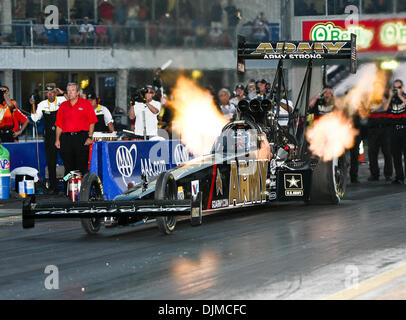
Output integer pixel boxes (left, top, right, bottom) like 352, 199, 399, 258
22, 193, 203, 229
237, 34, 357, 74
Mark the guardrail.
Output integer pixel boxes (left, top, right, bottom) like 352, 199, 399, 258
0, 22, 237, 49
0, 22, 280, 49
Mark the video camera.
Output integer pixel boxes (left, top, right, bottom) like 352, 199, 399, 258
131, 87, 149, 104
316, 94, 326, 106
391, 88, 403, 105
0, 88, 6, 104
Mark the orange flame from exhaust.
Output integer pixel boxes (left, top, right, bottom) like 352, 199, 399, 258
339, 64, 389, 117
306, 110, 358, 161
169, 76, 228, 156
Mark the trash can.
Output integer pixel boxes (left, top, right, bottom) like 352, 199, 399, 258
0, 174, 10, 199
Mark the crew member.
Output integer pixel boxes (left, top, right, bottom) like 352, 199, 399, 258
30, 83, 67, 194
255, 79, 269, 100
0, 85, 29, 142
12, 106, 29, 143
218, 88, 237, 121
383, 79, 406, 184
367, 96, 392, 181
129, 85, 161, 140
230, 84, 246, 107
349, 111, 363, 184
55, 83, 97, 177
246, 81, 257, 101
87, 92, 114, 133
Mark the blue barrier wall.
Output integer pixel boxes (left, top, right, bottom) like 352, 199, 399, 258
2, 142, 63, 179
90, 140, 189, 200
2, 140, 190, 200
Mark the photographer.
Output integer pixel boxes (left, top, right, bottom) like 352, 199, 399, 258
383, 79, 406, 184
309, 86, 336, 120
129, 85, 161, 140
367, 95, 392, 182
0, 86, 29, 142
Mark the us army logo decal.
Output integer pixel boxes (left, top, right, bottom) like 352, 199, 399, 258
284, 173, 303, 196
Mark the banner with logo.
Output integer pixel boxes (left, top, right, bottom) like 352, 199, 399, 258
302, 18, 406, 52
3, 142, 63, 179
89, 140, 190, 200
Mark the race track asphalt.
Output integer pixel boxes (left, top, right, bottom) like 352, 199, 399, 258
1, 161, 406, 300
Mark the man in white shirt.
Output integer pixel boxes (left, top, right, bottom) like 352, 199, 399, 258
218, 88, 237, 121
129, 85, 161, 140
86, 92, 114, 133
230, 84, 246, 107
80, 17, 96, 46
30, 83, 67, 194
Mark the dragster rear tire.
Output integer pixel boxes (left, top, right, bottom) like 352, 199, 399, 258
155, 172, 177, 235
80, 173, 104, 235
309, 152, 349, 205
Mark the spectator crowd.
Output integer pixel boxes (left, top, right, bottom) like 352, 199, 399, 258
2, 0, 280, 48
4, 0, 267, 48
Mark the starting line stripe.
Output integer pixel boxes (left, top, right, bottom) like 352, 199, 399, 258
0, 215, 21, 221
325, 264, 406, 300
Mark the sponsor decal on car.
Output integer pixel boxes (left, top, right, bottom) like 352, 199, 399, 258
177, 186, 184, 200
229, 160, 268, 205
211, 199, 229, 209
284, 173, 303, 196
216, 168, 223, 196
191, 180, 199, 200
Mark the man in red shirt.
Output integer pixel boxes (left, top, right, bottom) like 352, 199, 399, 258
12, 106, 29, 142
98, 0, 115, 24
0, 85, 29, 142
55, 82, 97, 176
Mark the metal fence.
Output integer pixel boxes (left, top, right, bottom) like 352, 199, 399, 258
0, 22, 280, 49
0, 22, 234, 49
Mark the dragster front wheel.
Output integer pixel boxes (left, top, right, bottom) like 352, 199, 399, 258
155, 172, 177, 235
80, 173, 104, 235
